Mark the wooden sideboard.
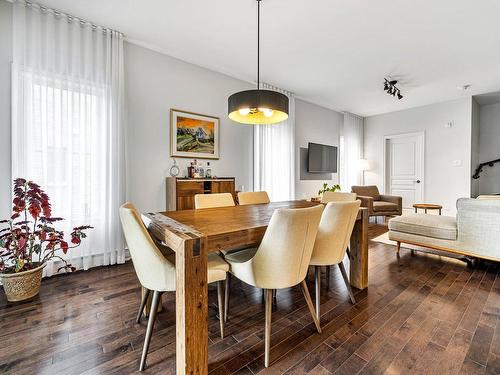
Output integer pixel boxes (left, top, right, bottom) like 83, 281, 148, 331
166, 177, 236, 211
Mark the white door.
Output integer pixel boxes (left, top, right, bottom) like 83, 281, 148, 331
385, 133, 424, 208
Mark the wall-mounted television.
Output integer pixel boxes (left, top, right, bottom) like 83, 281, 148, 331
308, 142, 337, 173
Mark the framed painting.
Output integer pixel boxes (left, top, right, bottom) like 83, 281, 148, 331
170, 109, 220, 159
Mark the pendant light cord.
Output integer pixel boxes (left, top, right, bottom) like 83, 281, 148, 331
257, 0, 261, 90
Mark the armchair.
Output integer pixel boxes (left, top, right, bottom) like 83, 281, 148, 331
351, 185, 402, 218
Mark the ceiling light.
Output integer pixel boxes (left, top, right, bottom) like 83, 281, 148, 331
383, 78, 404, 100
228, 0, 289, 125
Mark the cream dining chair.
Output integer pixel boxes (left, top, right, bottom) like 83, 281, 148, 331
320, 191, 357, 262
119, 202, 229, 371
238, 191, 270, 205
194, 192, 235, 209
225, 205, 324, 367
310, 200, 361, 320
321, 191, 357, 203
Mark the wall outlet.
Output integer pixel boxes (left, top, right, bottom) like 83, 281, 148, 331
452, 160, 462, 167
445, 121, 453, 128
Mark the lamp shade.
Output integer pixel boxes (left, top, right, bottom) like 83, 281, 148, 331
358, 158, 370, 171
228, 89, 289, 125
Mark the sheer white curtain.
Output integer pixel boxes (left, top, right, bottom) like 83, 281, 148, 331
253, 84, 295, 201
340, 112, 364, 190
11, 0, 126, 276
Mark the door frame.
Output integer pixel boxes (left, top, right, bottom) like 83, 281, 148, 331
382, 131, 425, 202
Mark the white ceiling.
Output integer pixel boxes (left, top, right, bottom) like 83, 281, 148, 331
35, 0, 500, 116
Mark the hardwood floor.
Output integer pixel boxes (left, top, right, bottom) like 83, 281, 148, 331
1, 222, 499, 375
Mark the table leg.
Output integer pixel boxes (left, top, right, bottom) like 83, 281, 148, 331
349, 209, 369, 289
175, 236, 208, 375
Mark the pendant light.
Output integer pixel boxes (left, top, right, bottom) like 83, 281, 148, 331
228, 0, 289, 125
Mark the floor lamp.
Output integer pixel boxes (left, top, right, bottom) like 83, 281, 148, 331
358, 158, 370, 185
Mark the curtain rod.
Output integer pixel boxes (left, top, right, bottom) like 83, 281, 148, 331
10, 0, 124, 37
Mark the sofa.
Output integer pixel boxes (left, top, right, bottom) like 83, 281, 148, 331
388, 198, 500, 262
351, 185, 402, 218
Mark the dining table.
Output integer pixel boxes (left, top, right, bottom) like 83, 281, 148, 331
142, 200, 369, 375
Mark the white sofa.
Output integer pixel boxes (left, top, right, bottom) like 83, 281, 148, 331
388, 198, 500, 262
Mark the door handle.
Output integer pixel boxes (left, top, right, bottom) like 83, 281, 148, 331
416, 180, 421, 183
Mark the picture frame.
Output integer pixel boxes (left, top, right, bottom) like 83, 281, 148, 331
170, 109, 220, 160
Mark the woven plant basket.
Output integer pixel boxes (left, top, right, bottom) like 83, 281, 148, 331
0, 263, 46, 302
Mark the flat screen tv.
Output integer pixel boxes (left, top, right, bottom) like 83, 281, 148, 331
308, 142, 337, 173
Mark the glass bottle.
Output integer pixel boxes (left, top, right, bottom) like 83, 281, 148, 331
206, 162, 212, 178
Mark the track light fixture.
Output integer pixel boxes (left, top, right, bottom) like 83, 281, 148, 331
384, 78, 403, 100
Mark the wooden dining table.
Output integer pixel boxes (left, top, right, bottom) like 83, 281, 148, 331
142, 200, 369, 375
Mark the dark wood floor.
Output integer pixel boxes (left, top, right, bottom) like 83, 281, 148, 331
1, 222, 499, 375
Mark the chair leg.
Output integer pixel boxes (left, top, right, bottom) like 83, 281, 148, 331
264, 289, 273, 368
396, 241, 401, 254
338, 261, 356, 304
136, 288, 150, 323
272, 289, 277, 305
224, 275, 230, 323
300, 280, 322, 334
217, 281, 225, 339
314, 266, 321, 321
346, 247, 351, 259
325, 265, 330, 289
139, 290, 162, 371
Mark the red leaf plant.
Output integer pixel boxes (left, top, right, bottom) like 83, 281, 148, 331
0, 178, 93, 274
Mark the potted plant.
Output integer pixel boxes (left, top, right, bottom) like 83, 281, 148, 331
0, 178, 92, 302
318, 182, 341, 196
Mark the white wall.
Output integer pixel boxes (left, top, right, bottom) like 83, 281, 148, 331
125, 42, 255, 212
0, 0, 12, 219
295, 99, 343, 199
364, 98, 472, 215
478, 103, 500, 195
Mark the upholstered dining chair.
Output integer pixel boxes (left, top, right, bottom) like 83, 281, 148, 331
225, 205, 324, 367
119, 202, 229, 371
320, 191, 358, 261
321, 191, 357, 203
238, 191, 271, 205
194, 192, 235, 209
310, 201, 361, 320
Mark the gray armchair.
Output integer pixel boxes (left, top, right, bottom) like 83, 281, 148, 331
351, 185, 402, 218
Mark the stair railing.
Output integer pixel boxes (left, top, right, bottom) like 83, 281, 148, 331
472, 158, 500, 179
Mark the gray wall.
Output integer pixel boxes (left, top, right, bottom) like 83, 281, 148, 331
471, 98, 480, 197
478, 103, 500, 194
364, 98, 473, 215
124, 42, 254, 212
294, 99, 343, 199
0, 0, 12, 219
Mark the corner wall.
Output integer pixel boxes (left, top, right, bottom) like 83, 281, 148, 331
477, 103, 500, 194
294, 99, 343, 199
364, 98, 473, 215
124, 42, 254, 212
471, 98, 480, 197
